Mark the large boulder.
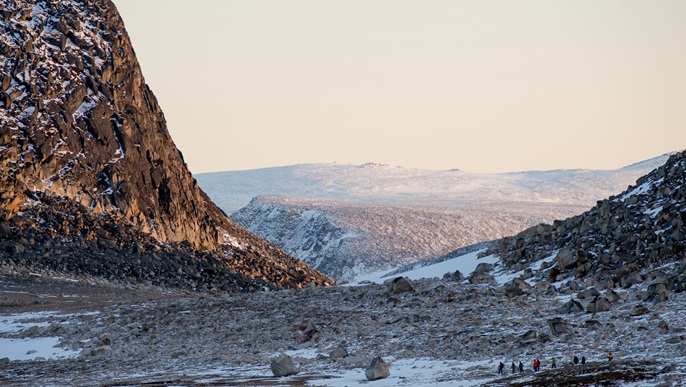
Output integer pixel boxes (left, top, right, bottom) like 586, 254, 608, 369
577, 288, 600, 299
365, 357, 390, 381
556, 299, 584, 314
556, 248, 579, 270
586, 297, 612, 313
329, 345, 348, 360
270, 354, 299, 377
620, 272, 644, 288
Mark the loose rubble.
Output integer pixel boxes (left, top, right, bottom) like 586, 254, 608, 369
2, 263, 686, 386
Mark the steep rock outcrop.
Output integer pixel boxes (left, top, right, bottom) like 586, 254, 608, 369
0, 0, 333, 289
486, 150, 686, 288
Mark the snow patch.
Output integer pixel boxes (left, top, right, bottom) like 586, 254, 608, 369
352, 250, 499, 284
0, 312, 80, 361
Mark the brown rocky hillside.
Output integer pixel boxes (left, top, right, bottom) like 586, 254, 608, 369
0, 0, 333, 290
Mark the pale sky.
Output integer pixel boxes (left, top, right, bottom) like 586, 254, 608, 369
112, 0, 686, 174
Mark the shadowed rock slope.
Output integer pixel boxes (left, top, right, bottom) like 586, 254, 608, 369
486, 150, 686, 289
0, 0, 333, 290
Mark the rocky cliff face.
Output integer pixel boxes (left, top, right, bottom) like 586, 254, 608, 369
486, 150, 686, 289
0, 0, 333, 290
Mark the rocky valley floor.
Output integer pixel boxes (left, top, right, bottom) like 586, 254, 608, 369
1, 267, 686, 386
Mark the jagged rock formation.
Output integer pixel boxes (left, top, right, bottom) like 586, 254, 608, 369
231, 196, 584, 281
486, 150, 686, 290
0, 0, 333, 289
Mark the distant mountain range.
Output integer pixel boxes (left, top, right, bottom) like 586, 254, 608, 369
197, 155, 673, 281
197, 157, 671, 212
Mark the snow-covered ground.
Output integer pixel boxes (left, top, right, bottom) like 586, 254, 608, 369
352, 249, 498, 284
0, 312, 79, 361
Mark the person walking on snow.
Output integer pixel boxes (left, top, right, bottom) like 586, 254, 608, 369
581, 356, 586, 364
551, 357, 556, 368
519, 361, 524, 373
608, 352, 613, 361
574, 355, 579, 365
498, 362, 504, 375
511, 362, 516, 374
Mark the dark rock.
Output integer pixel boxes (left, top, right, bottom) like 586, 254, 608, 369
365, 357, 390, 381
556, 299, 584, 314
538, 334, 552, 343
520, 330, 537, 340
621, 272, 644, 288
547, 317, 569, 336
604, 289, 620, 303
547, 267, 561, 283
586, 297, 612, 313
443, 270, 463, 282
98, 333, 112, 346
557, 248, 579, 270
90, 345, 111, 356
468, 271, 496, 285
504, 279, 529, 298
584, 320, 602, 329
643, 282, 669, 302
630, 305, 650, 316
387, 277, 414, 294
270, 354, 299, 377
577, 288, 600, 299
474, 263, 493, 273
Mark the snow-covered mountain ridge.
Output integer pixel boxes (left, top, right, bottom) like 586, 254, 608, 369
201, 155, 674, 282
196, 155, 672, 213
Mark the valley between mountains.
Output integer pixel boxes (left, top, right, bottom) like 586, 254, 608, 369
1, 0, 686, 386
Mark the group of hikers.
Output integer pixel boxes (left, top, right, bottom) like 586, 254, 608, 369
497, 352, 614, 375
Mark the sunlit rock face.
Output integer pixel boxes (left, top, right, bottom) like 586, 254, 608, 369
0, 0, 334, 290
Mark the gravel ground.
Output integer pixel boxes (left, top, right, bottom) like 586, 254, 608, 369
1, 270, 686, 386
